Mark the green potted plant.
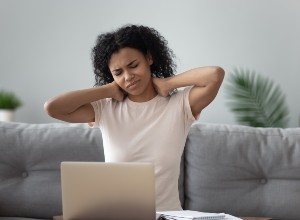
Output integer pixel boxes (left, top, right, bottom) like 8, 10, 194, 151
224, 67, 290, 128
0, 90, 22, 122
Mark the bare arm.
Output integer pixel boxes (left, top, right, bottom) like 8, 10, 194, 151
44, 81, 124, 123
153, 66, 224, 117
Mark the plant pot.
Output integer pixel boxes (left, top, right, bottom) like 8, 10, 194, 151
0, 109, 15, 122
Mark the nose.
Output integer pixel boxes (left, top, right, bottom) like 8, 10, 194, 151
124, 70, 134, 81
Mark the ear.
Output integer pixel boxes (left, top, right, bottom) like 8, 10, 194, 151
146, 52, 153, 65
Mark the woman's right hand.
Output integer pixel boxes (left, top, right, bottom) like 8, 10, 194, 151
110, 81, 126, 101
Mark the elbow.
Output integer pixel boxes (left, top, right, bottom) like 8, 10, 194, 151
44, 100, 58, 118
213, 66, 225, 84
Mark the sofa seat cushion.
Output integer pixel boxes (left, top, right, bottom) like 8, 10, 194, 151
184, 123, 300, 220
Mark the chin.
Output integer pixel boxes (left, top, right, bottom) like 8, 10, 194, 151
126, 88, 143, 95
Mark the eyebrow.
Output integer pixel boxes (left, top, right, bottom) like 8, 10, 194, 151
112, 59, 137, 72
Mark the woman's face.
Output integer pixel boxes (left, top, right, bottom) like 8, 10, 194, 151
108, 47, 155, 102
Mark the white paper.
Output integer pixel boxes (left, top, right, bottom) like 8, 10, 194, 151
157, 210, 226, 219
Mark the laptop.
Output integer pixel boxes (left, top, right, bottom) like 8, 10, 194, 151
60, 161, 156, 220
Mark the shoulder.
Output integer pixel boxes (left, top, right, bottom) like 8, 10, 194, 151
93, 97, 122, 106
171, 86, 192, 100
169, 86, 197, 120
91, 98, 125, 114
160, 87, 192, 110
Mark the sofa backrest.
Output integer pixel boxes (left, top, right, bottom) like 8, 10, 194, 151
183, 123, 300, 220
2, 121, 300, 220
0, 122, 104, 219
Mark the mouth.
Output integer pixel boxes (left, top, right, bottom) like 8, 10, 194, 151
126, 80, 140, 89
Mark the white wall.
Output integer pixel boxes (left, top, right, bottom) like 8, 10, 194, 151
1, 0, 299, 127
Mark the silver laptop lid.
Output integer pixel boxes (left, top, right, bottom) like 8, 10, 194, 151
61, 162, 156, 220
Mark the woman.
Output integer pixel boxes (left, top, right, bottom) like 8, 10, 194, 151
44, 24, 224, 211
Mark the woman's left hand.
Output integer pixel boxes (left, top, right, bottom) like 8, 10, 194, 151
152, 77, 171, 97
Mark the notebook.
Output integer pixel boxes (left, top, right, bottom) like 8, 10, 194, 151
157, 211, 243, 220
157, 210, 226, 220
60, 161, 156, 220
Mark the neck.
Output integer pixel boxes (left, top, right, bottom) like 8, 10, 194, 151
128, 84, 157, 102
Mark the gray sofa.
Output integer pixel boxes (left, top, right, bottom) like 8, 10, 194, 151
0, 121, 300, 220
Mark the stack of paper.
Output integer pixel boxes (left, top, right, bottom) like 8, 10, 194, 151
156, 210, 242, 220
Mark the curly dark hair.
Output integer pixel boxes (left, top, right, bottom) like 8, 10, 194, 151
91, 24, 176, 86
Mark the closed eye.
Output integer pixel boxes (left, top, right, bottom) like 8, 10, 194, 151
111, 60, 138, 76
114, 70, 122, 76
130, 64, 138, 68
127, 59, 138, 68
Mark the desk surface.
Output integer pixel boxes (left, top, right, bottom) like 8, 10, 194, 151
54, 216, 272, 220
242, 218, 272, 220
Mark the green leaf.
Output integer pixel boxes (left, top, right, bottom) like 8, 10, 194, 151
224, 68, 289, 128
